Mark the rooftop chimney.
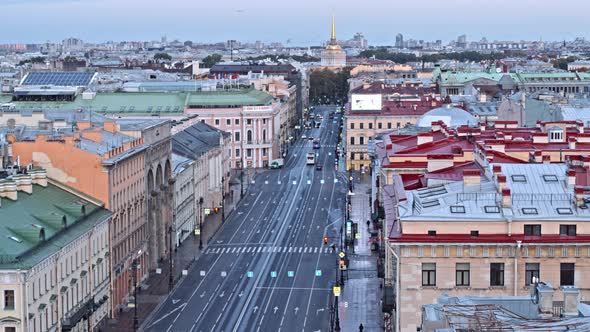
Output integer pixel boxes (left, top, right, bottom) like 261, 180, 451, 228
567, 169, 576, 188
501, 187, 511, 208
569, 137, 577, 150
575, 186, 585, 207
537, 283, 554, 318
463, 169, 481, 187
542, 155, 551, 164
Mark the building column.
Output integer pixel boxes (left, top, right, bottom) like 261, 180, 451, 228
148, 190, 159, 268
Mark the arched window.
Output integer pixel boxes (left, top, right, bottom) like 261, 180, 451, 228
247, 130, 253, 143
262, 130, 266, 142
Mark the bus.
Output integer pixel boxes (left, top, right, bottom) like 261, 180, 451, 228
306, 152, 316, 165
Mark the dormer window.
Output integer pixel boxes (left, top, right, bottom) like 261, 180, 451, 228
548, 127, 563, 142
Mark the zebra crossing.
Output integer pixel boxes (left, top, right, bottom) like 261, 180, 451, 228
204, 245, 333, 255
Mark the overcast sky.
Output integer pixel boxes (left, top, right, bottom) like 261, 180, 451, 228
1, 0, 588, 45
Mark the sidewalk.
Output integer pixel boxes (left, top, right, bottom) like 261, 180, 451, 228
338, 174, 383, 332
104, 185, 240, 332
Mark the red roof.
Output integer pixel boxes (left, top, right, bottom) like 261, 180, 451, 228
391, 234, 590, 243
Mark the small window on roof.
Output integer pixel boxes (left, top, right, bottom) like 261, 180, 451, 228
428, 230, 437, 236
522, 207, 538, 215
511, 175, 527, 183
557, 207, 574, 215
484, 205, 500, 213
470, 230, 479, 237
543, 175, 558, 182
422, 200, 440, 208
450, 205, 465, 214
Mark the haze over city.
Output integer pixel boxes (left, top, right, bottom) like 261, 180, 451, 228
2, 0, 589, 44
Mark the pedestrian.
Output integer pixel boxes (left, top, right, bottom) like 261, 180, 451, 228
366, 220, 370, 229
359, 323, 364, 332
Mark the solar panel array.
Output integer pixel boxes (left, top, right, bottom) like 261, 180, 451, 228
22, 72, 94, 86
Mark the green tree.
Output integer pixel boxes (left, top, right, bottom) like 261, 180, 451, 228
309, 67, 351, 105
153, 52, 172, 61
552, 56, 577, 70
201, 54, 222, 68
17, 56, 46, 66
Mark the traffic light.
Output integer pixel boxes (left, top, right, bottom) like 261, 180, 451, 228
214, 207, 220, 214
339, 259, 345, 270
323, 236, 328, 244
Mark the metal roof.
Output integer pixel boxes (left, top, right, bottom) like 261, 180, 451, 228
21, 72, 95, 87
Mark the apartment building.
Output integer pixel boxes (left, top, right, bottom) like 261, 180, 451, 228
383, 162, 590, 331
0, 169, 110, 332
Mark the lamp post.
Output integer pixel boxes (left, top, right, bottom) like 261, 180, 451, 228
199, 197, 204, 250
334, 260, 341, 332
168, 225, 174, 292
221, 176, 226, 223
132, 250, 141, 332
240, 165, 244, 199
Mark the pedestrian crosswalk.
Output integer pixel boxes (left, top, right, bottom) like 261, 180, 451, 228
204, 246, 334, 255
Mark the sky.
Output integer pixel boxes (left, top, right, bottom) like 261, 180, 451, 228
1, 0, 589, 45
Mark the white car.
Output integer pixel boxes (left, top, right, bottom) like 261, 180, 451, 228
301, 134, 307, 140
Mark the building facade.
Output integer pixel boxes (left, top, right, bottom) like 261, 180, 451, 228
0, 170, 111, 332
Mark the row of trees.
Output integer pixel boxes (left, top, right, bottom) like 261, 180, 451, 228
309, 68, 352, 105
358, 49, 513, 64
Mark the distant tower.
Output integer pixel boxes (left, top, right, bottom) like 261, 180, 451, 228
321, 15, 346, 68
395, 33, 404, 48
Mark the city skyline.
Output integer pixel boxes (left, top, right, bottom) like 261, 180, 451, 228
2, 0, 589, 45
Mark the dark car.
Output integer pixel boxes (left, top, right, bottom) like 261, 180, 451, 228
315, 164, 323, 170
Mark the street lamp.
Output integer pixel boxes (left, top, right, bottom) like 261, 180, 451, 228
199, 197, 204, 250
168, 225, 174, 292
334, 259, 341, 332
132, 249, 142, 332
221, 176, 226, 223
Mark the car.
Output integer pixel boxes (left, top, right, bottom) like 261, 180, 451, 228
308, 136, 314, 140
301, 134, 307, 140
315, 164, 323, 170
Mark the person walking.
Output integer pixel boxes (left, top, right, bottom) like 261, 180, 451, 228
359, 323, 364, 331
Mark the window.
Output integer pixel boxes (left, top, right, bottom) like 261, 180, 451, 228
549, 128, 563, 142
360, 123, 364, 129
368, 123, 373, 129
561, 263, 575, 286
350, 123, 355, 129
456, 263, 470, 286
350, 137, 355, 145
262, 148, 267, 157
247, 130, 253, 143
427, 230, 436, 236
524, 224, 541, 236
470, 230, 479, 237
560, 225, 577, 236
246, 149, 252, 158
235, 119, 239, 125
543, 174, 558, 182
422, 263, 436, 286
396, 122, 401, 128
359, 137, 365, 145
522, 208, 538, 215
450, 205, 465, 213
350, 153, 355, 160
215, 119, 220, 126
226, 119, 231, 126
557, 208, 574, 215
5, 327, 16, 332
490, 263, 505, 286
234, 132, 240, 142
4, 290, 14, 310
235, 149, 240, 157
378, 122, 382, 129
263, 119, 267, 124
387, 122, 392, 129
247, 119, 252, 125
484, 205, 500, 213
511, 174, 527, 183
525, 263, 540, 285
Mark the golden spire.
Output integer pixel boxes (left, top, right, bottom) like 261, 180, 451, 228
331, 14, 336, 42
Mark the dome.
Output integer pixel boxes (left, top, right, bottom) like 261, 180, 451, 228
415, 104, 478, 128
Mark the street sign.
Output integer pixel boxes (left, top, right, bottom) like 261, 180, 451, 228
339, 252, 345, 258
270, 271, 277, 278
355, 233, 361, 239
346, 221, 352, 236
333, 286, 341, 297
288, 271, 295, 277
315, 270, 322, 277
204, 208, 211, 216
195, 228, 201, 235
247, 271, 254, 278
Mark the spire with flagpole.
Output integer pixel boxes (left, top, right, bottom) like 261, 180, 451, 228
331, 14, 336, 44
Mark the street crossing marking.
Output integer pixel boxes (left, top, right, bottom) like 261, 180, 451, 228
205, 246, 335, 255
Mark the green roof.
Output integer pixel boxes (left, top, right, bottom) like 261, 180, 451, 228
186, 88, 273, 107
6, 89, 274, 113
439, 72, 521, 84
0, 183, 111, 269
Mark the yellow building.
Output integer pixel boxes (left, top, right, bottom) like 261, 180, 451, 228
321, 16, 346, 68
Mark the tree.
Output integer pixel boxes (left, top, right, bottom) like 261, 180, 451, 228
358, 49, 508, 64
153, 52, 172, 62
17, 56, 46, 66
201, 54, 222, 68
552, 56, 577, 70
309, 67, 351, 105
183, 40, 193, 47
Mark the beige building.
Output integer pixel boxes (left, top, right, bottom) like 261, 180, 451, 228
384, 162, 590, 331
0, 170, 110, 332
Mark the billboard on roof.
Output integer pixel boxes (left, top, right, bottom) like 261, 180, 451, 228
351, 94, 382, 111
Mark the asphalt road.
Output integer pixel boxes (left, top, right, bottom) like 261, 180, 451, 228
144, 106, 346, 332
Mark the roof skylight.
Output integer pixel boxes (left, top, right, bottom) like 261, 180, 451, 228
511, 175, 527, 183
522, 207, 538, 215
